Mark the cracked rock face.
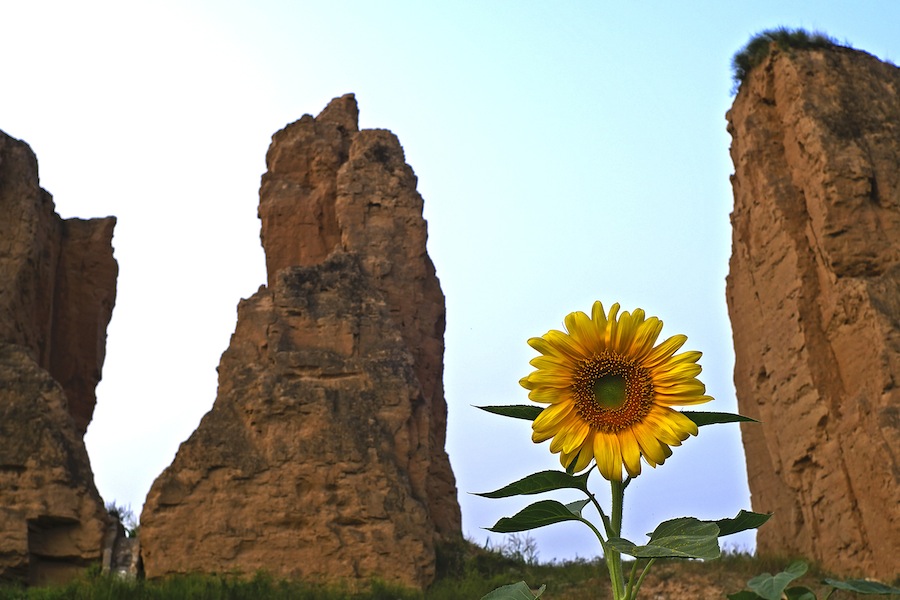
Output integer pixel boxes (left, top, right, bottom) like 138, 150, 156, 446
726, 47, 900, 579
0, 131, 116, 584
140, 95, 460, 588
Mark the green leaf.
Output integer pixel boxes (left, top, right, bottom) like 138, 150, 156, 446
714, 510, 772, 536
564, 498, 590, 517
477, 405, 543, 421
476, 470, 591, 499
607, 517, 721, 559
823, 578, 900, 594
480, 581, 546, 599
784, 586, 817, 600
727, 592, 764, 600
487, 500, 590, 533
747, 561, 808, 600
683, 411, 758, 426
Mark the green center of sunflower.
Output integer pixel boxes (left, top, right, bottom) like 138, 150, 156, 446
592, 375, 626, 409
572, 351, 654, 433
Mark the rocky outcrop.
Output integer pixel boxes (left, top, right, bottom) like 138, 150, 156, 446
726, 47, 900, 579
0, 131, 116, 584
141, 95, 461, 588
0, 131, 117, 435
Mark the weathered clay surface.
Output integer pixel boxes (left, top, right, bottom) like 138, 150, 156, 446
141, 95, 460, 587
726, 47, 900, 579
0, 345, 111, 585
0, 131, 116, 584
0, 131, 117, 435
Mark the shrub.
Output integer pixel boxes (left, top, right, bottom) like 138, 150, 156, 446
731, 27, 841, 90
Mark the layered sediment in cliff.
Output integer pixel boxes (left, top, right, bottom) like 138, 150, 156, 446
140, 95, 461, 588
0, 131, 117, 584
726, 46, 900, 579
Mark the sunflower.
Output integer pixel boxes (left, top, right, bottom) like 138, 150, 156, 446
520, 301, 713, 481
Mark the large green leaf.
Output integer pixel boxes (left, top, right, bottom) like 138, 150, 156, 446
480, 581, 546, 599
747, 561, 808, 600
784, 587, 817, 600
476, 470, 591, 499
478, 405, 543, 421
823, 578, 900, 594
487, 500, 590, 533
713, 510, 772, 536
726, 591, 763, 600
607, 517, 721, 559
683, 411, 758, 426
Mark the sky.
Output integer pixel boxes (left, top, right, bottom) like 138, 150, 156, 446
1, 1, 898, 564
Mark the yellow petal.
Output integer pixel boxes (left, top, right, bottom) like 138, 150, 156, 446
529, 355, 575, 371
547, 414, 582, 452
549, 432, 567, 453
643, 334, 688, 368
665, 350, 703, 366
532, 428, 555, 443
532, 401, 575, 433
527, 387, 571, 404
628, 316, 663, 360
565, 310, 604, 353
652, 363, 703, 384
604, 303, 621, 346
612, 309, 638, 354
632, 423, 668, 466
653, 379, 707, 395
642, 407, 689, 445
561, 419, 591, 454
527, 336, 562, 358
543, 329, 590, 361
593, 431, 622, 481
560, 442, 594, 473
618, 429, 643, 478
525, 371, 574, 388
591, 301, 609, 335
652, 406, 700, 437
527, 335, 582, 362
654, 393, 714, 406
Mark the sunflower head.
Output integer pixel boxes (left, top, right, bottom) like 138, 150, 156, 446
519, 301, 713, 481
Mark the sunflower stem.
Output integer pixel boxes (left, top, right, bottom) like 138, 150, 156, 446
604, 477, 627, 600
587, 491, 613, 538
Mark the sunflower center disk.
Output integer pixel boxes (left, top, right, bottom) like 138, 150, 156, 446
573, 351, 654, 433
592, 375, 626, 410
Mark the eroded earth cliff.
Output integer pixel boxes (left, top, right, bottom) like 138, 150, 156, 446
140, 95, 461, 588
0, 131, 117, 584
726, 46, 899, 579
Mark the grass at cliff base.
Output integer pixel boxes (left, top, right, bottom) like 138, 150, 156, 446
0, 542, 872, 600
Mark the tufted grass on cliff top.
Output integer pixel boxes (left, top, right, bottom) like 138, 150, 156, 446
731, 27, 841, 91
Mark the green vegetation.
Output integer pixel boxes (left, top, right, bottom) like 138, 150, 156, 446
731, 27, 841, 90
0, 570, 419, 600
106, 501, 140, 538
1, 540, 895, 600
728, 560, 900, 599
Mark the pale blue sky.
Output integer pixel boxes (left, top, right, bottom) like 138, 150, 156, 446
2, 0, 897, 563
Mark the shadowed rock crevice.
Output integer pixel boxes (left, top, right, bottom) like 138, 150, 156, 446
726, 46, 899, 579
